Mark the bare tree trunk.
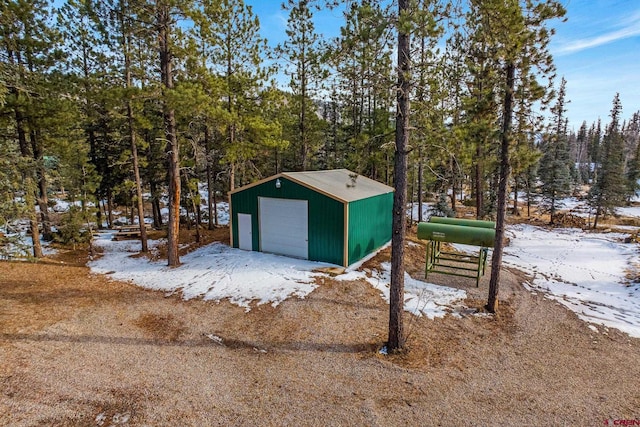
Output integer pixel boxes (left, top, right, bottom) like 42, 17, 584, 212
450, 156, 457, 213
31, 133, 52, 241
96, 199, 103, 229
158, 3, 180, 266
487, 62, 515, 313
149, 181, 160, 228
14, 106, 43, 258
121, 5, 148, 252
512, 177, 520, 215
229, 162, 235, 192
417, 148, 423, 223
129, 100, 148, 252
205, 126, 216, 229
388, 0, 410, 352
475, 145, 484, 219
107, 189, 114, 229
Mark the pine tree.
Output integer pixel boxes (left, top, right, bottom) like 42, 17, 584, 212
624, 112, 640, 201
99, 0, 156, 251
411, 0, 449, 219
332, 1, 394, 179
473, 0, 566, 313
574, 121, 589, 183
459, 1, 501, 220
587, 119, 602, 183
388, 0, 410, 353
278, 0, 327, 171
0, 0, 64, 255
194, 0, 277, 190
156, 0, 190, 266
589, 93, 627, 228
539, 77, 572, 223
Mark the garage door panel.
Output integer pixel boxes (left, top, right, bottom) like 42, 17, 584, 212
259, 197, 308, 259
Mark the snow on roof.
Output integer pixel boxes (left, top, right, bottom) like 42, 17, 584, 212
231, 169, 393, 203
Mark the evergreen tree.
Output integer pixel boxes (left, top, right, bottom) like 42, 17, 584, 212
626, 137, 640, 201
587, 119, 602, 183
574, 121, 589, 183
589, 93, 627, 228
623, 112, 640, 201
388, 0, 410, 353
332, 1, 394, 179
194, 0, 278, 189
0, 0, 64, 254
539, 77, 572, 223
278, 0, 327, 171
471, 0, 566, 313
156, 0, 193, 266
103, 0, 156, 251
412, 0, 450, 218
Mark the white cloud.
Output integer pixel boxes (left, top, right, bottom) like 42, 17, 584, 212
556, 11, 640, 55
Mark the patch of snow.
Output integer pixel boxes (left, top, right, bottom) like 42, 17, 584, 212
338, 262, 467, 319
89, 231, 328, 311
409, 202, 433, 222
615, 205, 640, 218
1, 232, 57, 259
503, 224, 640, 338
89, 230, 467, 318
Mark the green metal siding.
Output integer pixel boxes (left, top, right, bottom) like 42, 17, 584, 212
347, 192, 393, 265
230, 177, 345, 265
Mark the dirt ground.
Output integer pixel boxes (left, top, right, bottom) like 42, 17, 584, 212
1, 229, 639, 426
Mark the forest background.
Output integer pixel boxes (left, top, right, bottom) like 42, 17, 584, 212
1, 0, 639, 270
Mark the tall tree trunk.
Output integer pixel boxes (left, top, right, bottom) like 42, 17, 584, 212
487, 62, 515, 313
450, 156, 457, 213
122, 6, 148, 252
229, 162, 236, 192
512, 177, 519, 215
14, 105, 43, 258
150, 180, 162, 229
25, 177, 43, 258
206, 159, 215, 229
417, 148, 423, 223
107, 189, 114, 228
158, 4, 180, 266
128, 100, 148, 252
30, 130, 52, 241
388, 0, 410, 352
205, 126, 216, 229
96, 199, 103, 229
300, 46, 308, 172
475, 143, 484, 219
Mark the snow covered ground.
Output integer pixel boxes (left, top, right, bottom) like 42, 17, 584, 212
502, 224, 640, 338
9, 192, 640, 338
337, 262, 467, 319
87, 219, 640, 337
540, 196, 640, 219
88, 231, 466, 318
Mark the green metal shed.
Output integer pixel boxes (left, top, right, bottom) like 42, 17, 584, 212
229, 169, 393, 267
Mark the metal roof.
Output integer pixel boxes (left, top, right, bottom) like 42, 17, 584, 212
230, 169, 394, 203
281, 169, 393, 203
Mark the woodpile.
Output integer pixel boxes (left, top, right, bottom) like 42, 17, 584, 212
551, 212, 586, 228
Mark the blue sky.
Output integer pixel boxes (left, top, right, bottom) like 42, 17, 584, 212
247, 0, 640, 131
550, 0, 640, 129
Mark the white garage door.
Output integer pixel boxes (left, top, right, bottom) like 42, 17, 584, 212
259, 197, 309, 259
